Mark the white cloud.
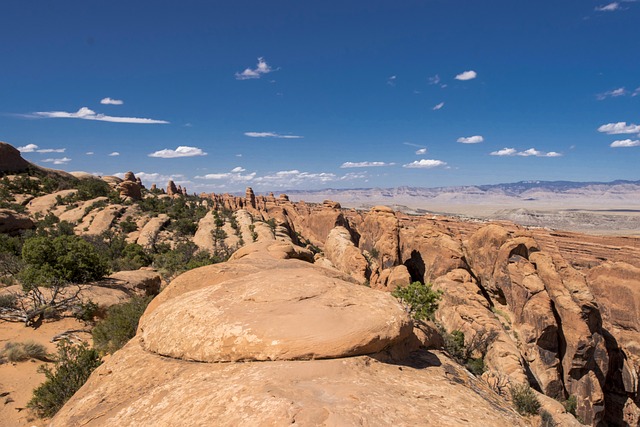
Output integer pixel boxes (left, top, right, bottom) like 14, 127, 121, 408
518, 148, 543, 157
633, 87, 640, 97
244, 131, 303, 139
37, 148, 66, 153
490, 147, 518, 156
231, 166, 246, 173
17, 144, 66, 153
428, 75, 441, 85
253, 170, 339, 187
610, 139, 640, 147
596, 2, 620, 11
596, 87, 627, 100
387, 75, 397, 86
340, 161, 394, 168
108, 152, 120, 156
148, 146, 207, 158
28, 107, 168, 124
235, 57, 277, 80
196, 171, 256, 182
415, 148, 427, 155
432, 102, 445, 110
455, 70, 477, 81
17, 144, 38, 152
597, 122, 640, 134
41, 157, 71, 165
403, 159, 447, 169
490, 147, 562, 157
100, 97, 124, 105
86, 152, 94, 155
457, 135, 484, 144
114, 172, 190, 187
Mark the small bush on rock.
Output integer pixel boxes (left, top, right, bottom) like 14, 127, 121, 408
92, 296, 153, 354
511, 383, 541, 415
28, 340, 101, 418
392, 281, 442, 321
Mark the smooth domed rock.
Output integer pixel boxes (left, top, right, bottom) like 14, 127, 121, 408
0, 209, 35, 235
139, 267, 411, 362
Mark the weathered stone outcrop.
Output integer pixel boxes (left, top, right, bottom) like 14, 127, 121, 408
0, 209, 34, 235
323, 226, 369, 284
118, 172, 142, 200
359, 205, 400, 269
0, 141, 30, 173
52, 241, 528, 427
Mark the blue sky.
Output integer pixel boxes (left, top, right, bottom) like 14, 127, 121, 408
1, 0, 639, 193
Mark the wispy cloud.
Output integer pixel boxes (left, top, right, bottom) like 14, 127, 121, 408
108, 152, 120, 156
235, 57, 277, 80
231, 166, 246, 173
596, 87, 627, 100
244, 132, 303, 139
340, 161, 394, 168
196, 171, 256, 182
100, 97, 123, 105
148, 146, 207, 158
633, 87, 640, 97
428, 75, 441, 85
490, 147, 562, 157
415, 148, 427, 155
490, 148, 517, 156
432, 102, 445, 110
611, 139, 640, 147
403, 159, 447, 168
596, 2, 620, 11
86, 152, 94, 155
457, 135, 484, 144
17, 144, 66, 153
597, 122, 640, 134
41, 157, 71, 165
26, 107, 168, 124
114, 172, 190, 187
387, 75, 397, 86
455, 70, 477, 81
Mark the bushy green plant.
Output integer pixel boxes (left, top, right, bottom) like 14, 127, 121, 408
562, 394, 577, 416
540, 410, 557, 427
392, 281, 442, 321
511, 383, 541, 415
440, 327, 497, 376
92, 296, 152, 354
2, 341, 50, 362
20, 235, 109, 289
73, 300, 100, 322
0, 293, 17, 308
28, 340, 102, 418
118, 217, 138, 233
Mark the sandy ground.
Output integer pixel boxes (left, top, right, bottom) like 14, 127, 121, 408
0, 317, 90, 427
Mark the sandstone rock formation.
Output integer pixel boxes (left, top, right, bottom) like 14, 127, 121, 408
323, 226, 369, 284
52, 242, 528, 427
0, 209, 34, 235
166, 180, 178, 197
0, 141, 30, 173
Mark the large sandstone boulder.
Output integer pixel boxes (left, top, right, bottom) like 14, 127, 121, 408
359, 205, 400, 269
106, 270, 162, 296
139, 266, 411, 362
323, 226, 369, 284
0, 209, 34, 234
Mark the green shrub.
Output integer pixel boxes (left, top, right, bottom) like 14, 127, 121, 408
20, 235, 109, 289
28, 340, 101, 418
119, 217, 138, 233
511, 383, 541, 415
0, 293, 17, 308
540, 410, 557, 427
392, 281, 442, 321
92, 296, 153, 354
465, 357, 485, 376
73, 300, 100, 322
2, 341, 50, 362
442, 329, 466, 361
440, 328, 497, 376
562, 395, 577, 416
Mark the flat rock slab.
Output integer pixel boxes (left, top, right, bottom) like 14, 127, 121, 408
139, 267, 411, 362
50, 342, 526, 427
